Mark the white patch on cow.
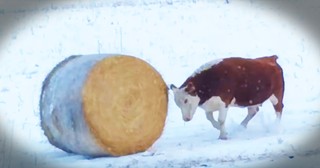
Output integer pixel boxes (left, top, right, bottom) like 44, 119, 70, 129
230, 97, 236, 106
276, 112, 281, 119
192, 58, 223, 77
269, 94, 278, 105
200, 96, 225, 112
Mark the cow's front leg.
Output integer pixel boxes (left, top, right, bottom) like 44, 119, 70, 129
205, 111, 220, 130
218, 107, 228, 140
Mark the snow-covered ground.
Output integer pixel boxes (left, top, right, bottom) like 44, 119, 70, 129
0, 0, 320, 167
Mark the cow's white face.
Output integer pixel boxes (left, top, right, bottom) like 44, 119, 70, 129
170, 83, 200, 122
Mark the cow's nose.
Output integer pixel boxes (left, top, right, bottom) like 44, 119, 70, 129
184, 117, 191, 122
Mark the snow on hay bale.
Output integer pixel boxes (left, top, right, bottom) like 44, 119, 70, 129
40, 54, 168, 157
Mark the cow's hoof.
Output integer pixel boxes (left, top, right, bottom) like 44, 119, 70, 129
218, 134, 228, 140
219, 136, 228, 140
240, 123, 247, 129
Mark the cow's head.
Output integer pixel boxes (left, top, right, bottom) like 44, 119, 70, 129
170, 82, 200, 122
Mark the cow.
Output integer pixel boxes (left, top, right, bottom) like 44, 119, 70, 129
170, 55, 284, 140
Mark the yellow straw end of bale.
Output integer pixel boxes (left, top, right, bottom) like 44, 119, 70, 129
82, 55, 168, 156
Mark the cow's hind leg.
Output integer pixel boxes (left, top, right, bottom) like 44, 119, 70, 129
271, 71, 284, 120
269, 94, 284, 120
241, 105, 259, 128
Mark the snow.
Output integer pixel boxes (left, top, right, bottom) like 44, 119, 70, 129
0, 0, 320, 168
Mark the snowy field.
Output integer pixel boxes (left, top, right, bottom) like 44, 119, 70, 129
0, 0, 320, 167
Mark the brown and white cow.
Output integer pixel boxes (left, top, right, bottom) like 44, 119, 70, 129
170, 55, 284, 139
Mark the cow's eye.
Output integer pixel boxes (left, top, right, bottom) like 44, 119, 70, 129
184, 99, 188, 104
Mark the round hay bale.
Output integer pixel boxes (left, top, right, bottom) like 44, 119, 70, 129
40, 54, 168, 157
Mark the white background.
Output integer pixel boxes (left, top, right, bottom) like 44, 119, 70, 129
0, 0, 320, 167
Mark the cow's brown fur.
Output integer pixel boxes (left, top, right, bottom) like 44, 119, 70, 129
180, 55, 284, 116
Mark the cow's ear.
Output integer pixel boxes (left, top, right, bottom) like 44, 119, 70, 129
185, 82, 196, 96
170, 84, 177, 90
170, 84, 178, 92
